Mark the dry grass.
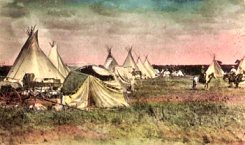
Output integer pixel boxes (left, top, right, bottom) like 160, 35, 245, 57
1, 77, 245, 145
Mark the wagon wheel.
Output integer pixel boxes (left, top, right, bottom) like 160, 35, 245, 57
11, 88, 22, 104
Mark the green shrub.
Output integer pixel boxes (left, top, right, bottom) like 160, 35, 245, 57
52, 111, 75, 125
0, 107, 30, 129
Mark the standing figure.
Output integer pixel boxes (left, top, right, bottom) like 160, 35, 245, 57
192, 76, 198, 89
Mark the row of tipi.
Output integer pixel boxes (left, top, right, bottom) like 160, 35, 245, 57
104, 47, 157, 80
4, 27, 129, 109
6, 26, 70, 83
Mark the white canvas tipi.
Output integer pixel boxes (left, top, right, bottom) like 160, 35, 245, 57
6, 27, 65, 83
122, 47, 139, 70
136, 57, 151, 78
236, 56, 245, 74
144, 56, 156, 78
104, 47, 118, 71
206, 55, 224, 78
48, 41, 70, 77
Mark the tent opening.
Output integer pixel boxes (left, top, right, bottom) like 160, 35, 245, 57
88, 95, 96, 107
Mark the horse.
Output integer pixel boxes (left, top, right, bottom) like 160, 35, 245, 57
193, 73, 215, 90
223, 73, 244, 88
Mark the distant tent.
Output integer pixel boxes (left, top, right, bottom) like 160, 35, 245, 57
236, 56, 245, 87
122, 47, 139, 70
206, 55, 224, 78
114, 66, 133, 86
177, 70, 184, 77
136, 57, 151, 78
144, 56, 156, 78
6, 27, 64, 83
104, 47, 118, 71
62, 70, 129, 109
48, 41, 70, 77
236, 56, 245, 74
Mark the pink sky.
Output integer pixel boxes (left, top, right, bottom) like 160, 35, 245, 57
0, 1, 245, 66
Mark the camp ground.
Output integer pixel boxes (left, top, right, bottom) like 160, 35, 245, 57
0, 26, 245, 144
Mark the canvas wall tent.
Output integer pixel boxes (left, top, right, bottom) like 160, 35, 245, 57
62, 70, 129, 109
104, 47, 118, 71
206, 56, 224, 79
5, 28, 65, 83
122, 48, 139, 71
78, 65, 126, 90
136, 57, 151, 79
78, 65, 114, 81
48, 41, 70, 77
144, 56, 156, 78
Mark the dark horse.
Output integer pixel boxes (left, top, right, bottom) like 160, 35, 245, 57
193, 73, 215, 89
223, 73, 244, 88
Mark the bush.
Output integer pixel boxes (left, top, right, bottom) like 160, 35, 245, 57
0, 107, 30, 129
52, 111, 75, 125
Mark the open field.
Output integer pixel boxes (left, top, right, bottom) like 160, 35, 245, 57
132, 77, 245, 105
0, 77, 245, 145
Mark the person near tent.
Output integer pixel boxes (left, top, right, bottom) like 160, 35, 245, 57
131, 68, 139, 78
230, 66, 236, 75
192, 76, 198, 89
199, 66, 206, 82
130, 75, 136, 92
192, 66, 205, 89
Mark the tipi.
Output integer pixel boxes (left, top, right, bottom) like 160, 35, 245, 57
104, 46, 118, 71
144, 55, 156, 78
122, 47, 139, 70
136, 57, 151, 79
236, 56, 245, 74
206, 55, 224, 78
6, 26, 65, 83
48, 41, 70, 77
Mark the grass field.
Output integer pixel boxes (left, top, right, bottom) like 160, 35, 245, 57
0, 77, 245, 145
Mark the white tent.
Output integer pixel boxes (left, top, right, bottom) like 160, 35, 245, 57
6, 27, 65, 83
236, 56, 245, 87
104, 47, 118, 71
62, 71, 129, 109
136, 57, 151, 79
237, 56, 245, 74
48, 41, 70, 77
114, 66, 133, 85
122, 48, 139, 71
144, 56, 156, 78
206, 55, 224, 79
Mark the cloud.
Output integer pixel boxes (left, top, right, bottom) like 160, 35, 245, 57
46, 8, 75, 18
0, 0, 245, 65
89, 2, 119, 17
0, 1, 29, 18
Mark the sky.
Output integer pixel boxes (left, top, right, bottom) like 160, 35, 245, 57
0, 0, 245, 65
